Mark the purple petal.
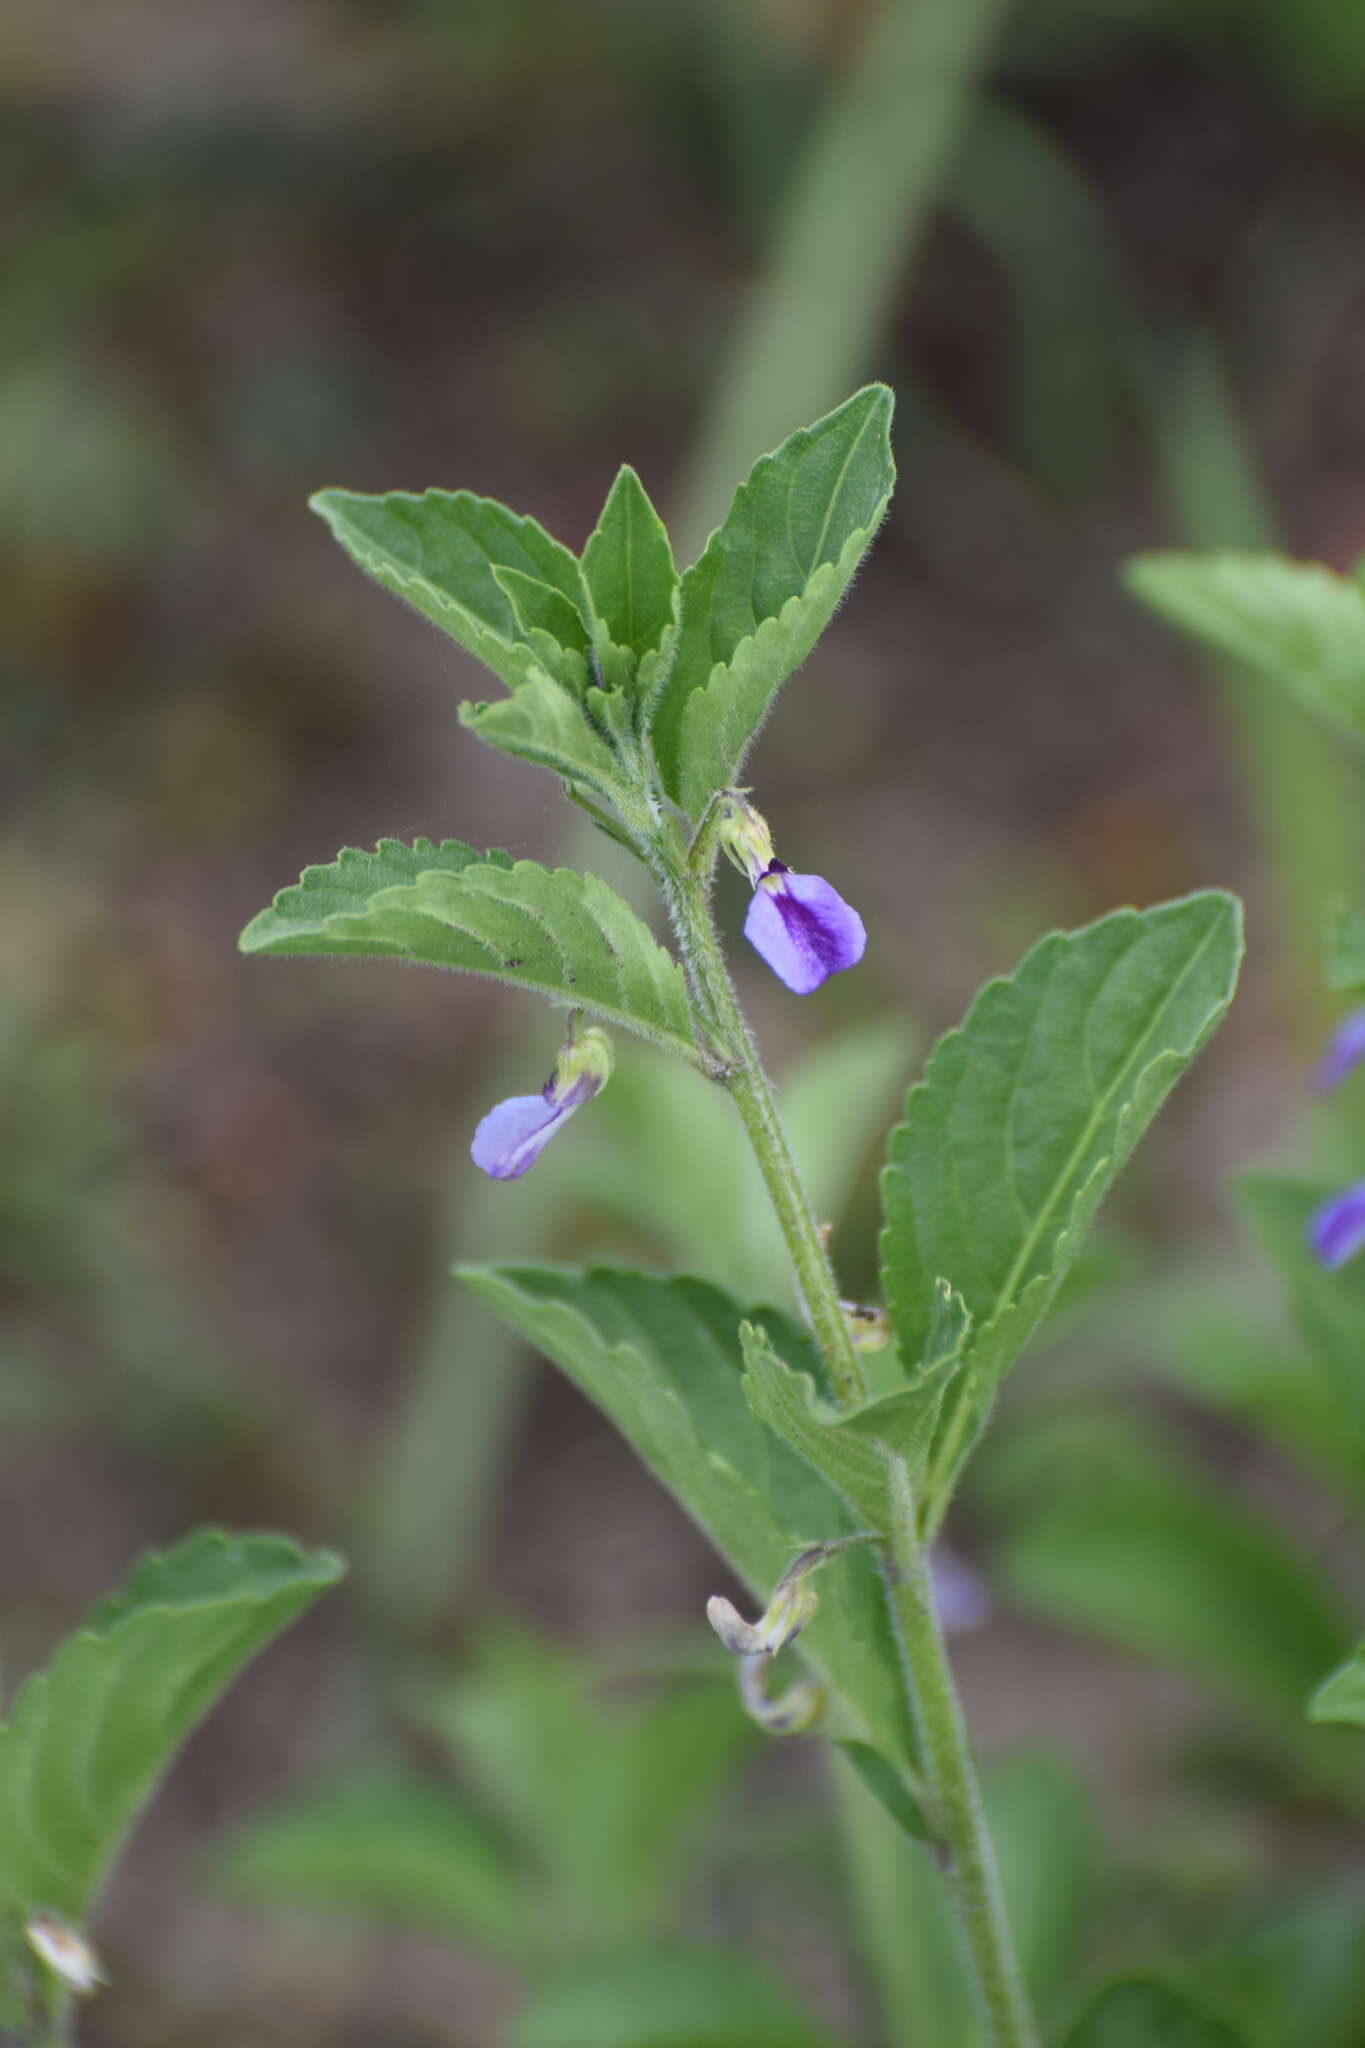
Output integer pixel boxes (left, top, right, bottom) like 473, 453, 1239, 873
1309, 1182, 1365, 1270
1315, 1009, 1365, 1091
744, 868, 866, 994
471, 1089, 575, 1181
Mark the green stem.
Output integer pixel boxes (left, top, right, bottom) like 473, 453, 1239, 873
658, 838, 1036, 2047
884, 1461, 1040, 2048
662, 854, 867, 1406
37, 1982, 72, 2048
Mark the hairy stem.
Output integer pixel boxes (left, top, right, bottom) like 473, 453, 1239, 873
37, 1983, 72, 2048
661, 852, 867, 1406
659, 832, 1036, 2048
885, 1461, 1039, 2048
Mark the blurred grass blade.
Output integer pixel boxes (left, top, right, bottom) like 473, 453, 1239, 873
676, 0, 1008, 557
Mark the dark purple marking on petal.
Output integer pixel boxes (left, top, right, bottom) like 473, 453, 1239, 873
471, 1087, 574, 1181
1315, 1009, 1365, 1092
1309, 1182, 1365, 1270
744, 868, 867, 994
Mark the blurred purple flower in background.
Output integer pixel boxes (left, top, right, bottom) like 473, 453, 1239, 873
1309, 1183, 1365, 1271
932, 1546, 991, 1636
1315, 1008, 1365, 1091
471, 1021, 613, 1181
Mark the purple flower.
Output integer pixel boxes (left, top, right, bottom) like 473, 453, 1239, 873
1309, 1182, 1365, 1270
1316, 1009, 1365, 1091
744, 862, 866, 995
932, 1546, 991, 1636
471, 1023, 613, 1181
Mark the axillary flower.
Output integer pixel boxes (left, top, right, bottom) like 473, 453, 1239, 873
715, 791, 866, 995
471, 1017, 614, 1181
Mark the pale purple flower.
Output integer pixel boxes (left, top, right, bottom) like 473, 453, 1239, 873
1315, 1009, 1365, 1091
932, 1547, 991, 1636
744, 861, 866, 995
1309, 1182, 1365, 1270
471, 1023, 613, 1181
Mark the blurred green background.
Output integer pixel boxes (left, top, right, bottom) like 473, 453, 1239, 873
7, 0, 1365, 2041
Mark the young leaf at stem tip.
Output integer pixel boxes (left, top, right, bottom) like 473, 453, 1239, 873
650, 384, 896, 818
311, 486, 589, 696
580, 464, 678, 664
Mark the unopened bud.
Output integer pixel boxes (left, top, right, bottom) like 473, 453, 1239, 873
716, 790, 776, 887
550, 1019, 615, 1106
25, 1916, 105, 1998
739, 1655, 824, 1736
707, 1570, 818, 1658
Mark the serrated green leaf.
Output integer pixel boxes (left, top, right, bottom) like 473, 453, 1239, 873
459, 674, 625, 800
739, 1300, 970, 1532
1242, 1175, 1365, 1449
1063, 1976, 1257, 2047
488, 568, 591, 696
456, 1264, 909, 1761
1310, 1644, 1365, 1728
1125, 549, 1365, 746
493, 564, 591, 655
880, 892, 1243, 1510
983, 1412, 1349, 1718
219, 1772, 521, 1951
0, 1530, 343, 1927
1326, 900, 1365, 993
510, 1947, 836, 2048
240, 841, 699, 1062
239, 838, 496, 955
581, 466, 678, 664
651, 386, 895, 816
311, 486, 586, 694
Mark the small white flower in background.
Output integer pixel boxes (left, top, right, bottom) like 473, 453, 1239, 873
25, 1915, 105, 1997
